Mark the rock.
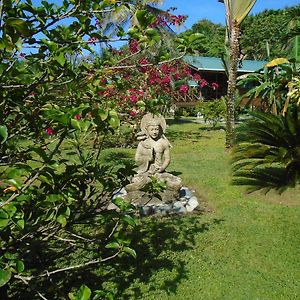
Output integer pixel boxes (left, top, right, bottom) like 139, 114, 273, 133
172, 201, 187, 214
185, 196, 199, 212
179, 187, 193, 199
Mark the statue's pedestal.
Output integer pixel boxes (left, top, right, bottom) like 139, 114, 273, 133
125, 189, 180, 205
108, 186, 199, 216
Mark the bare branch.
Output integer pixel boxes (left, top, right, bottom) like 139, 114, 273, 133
14, 250, 121, 283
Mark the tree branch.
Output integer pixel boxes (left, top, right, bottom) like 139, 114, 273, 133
14, 250, 121, 282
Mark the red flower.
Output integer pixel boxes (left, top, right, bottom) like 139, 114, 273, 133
161, 75, 171, 85
179, 84, 189, 94
130, 95, 138, 103
75, 114, 81, 120
129, 110, 137, 117
88, 37, 97, 44
200, 79, 208, 88
212, 82, 219, 90
174, 73, 181, 80
129, 40, 139, 54
45, 127, 54, 136
160, 64, 170, 74
193, 73, 202, 81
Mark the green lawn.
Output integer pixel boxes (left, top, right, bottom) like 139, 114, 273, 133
100, 119, 300, 300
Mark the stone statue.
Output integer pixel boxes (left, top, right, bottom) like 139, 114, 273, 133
125, 113, 182, 204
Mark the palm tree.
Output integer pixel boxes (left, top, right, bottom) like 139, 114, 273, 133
100, 0, 170, 37
232, 110, 300, 193
221, 0, 257, 147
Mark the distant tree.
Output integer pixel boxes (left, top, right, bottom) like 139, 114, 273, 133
180, 19, 226, 57
240, 5, 300, 60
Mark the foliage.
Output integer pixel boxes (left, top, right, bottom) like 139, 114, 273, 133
241, 5, 300, 60
234, 57, 300, 192
237, 59, 296, 114
179, 19, 226, 57
196, 98, 226, 127
182, 5, 300, 61
0, 0, 197, 298
232, 111, 300, 193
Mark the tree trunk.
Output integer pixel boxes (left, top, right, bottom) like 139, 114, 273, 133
226, 21, 240, 148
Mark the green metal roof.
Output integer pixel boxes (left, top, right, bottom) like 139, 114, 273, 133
184, 55, 267, 73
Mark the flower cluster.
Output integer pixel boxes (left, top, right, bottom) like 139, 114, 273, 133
129, 40, 139, 54
151, 14, 187, 28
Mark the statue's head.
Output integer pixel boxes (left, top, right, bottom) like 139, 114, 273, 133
140, 114, 166, 140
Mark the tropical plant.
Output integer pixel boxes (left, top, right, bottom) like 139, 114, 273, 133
232, 110, 300, 193
237, 58, 295, 115
221, 0, 257, 148
196, 98, 226, 127
233, 57, 300, 193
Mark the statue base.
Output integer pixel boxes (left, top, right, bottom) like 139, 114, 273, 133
108, 186, 199, 216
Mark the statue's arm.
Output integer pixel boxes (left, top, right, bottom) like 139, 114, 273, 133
159, 142, 170, 172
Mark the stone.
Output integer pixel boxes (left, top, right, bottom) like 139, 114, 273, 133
124, 113, 182, 205
185, 196, 199, 212
172, 201, 186, 214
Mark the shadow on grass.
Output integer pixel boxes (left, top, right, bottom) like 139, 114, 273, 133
166, 118, 197, 125
167, 130, 209, 142
198, 125, 225, 132
9, 216, 224, 299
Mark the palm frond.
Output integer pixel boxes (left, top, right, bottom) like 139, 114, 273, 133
232, 111, 300, 193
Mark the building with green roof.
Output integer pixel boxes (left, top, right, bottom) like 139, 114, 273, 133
174, 56, 267, 105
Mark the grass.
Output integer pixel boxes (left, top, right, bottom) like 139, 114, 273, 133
99, 119, 300, 299
11, 119, 300, 299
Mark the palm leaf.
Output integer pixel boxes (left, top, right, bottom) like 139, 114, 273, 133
232, 111, 300, 193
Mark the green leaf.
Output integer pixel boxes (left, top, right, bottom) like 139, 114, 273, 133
105, 242, 120, 249
135, 10, 155, 28
55, 52, 66, 67
16, 260, 25, 273
56, 215, 67, 227
7, 178, 22, 189
0, 125, 8, 143
122, 215, 136, 227
0, 269, 11, 287
108, 116, 120, 129
71, 119, 81, 130
0, 210, 9, 228
75, 285, 91, 300
98, 108, 108, 121
6, 18, 30, 36
123, 247, 136, 258
16, 219, 25, 229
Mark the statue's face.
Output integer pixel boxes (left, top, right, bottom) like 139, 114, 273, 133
147, 125, 160, 140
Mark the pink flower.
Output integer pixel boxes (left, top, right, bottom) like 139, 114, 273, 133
193, 73, 202, 81
19, 53, 26, 59
45, 127, 54, 136
212, 82, 219, 90
174, 73, 181, 80
162, 75, 171, 85
129, 110, 137, 117
74, 114, 81, 120
179, 84, 189, 94
200, 79, 208, 88
129, 40, 139, 54
130, 95, 138, 103
88, 37, 97, 44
